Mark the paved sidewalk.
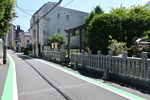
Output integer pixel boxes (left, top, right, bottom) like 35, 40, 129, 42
0, 57, 10, 100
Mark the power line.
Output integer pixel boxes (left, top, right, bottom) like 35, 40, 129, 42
11, 22, 30, 29
16, 6, 37, 12
39, 0, 63, 20
16, 0, 75, 30
16, 5, 33, 16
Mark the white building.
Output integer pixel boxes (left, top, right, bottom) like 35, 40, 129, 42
19, 32, 31, 47
30, 2, 88, 57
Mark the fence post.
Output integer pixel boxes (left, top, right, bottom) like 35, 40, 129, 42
74, 50, 78, 70
97, 50, 101, 69
141, 52, 148, 80
89, 50, 92, 54
81, 50, 84, 66
88, 50, 92, 67
97, 50, 101, 55
108, 51, 113, 72
60, 45, 65, 63
122, 51, 128, 75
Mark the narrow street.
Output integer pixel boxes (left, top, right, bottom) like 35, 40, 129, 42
0, 50, 149, 100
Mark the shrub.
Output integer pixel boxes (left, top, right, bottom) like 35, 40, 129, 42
23, 47, 29, 55
108, 35, 130, 56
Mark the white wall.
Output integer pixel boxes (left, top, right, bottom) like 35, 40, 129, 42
30, 2, 88, 55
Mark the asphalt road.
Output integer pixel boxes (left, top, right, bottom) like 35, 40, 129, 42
0, 50, 149, 100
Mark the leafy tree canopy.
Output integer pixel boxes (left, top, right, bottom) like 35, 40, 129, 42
86, 5, 150, 56
47, 33, 66, 47
0, 0, 15, 38
86, 13, 123, 54
110, 5, 150, 56
85, 5, 104, 23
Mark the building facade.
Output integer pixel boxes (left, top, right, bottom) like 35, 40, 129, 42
7, 23, 16, 49
30, 2, 88, 57
19, 31, 31, 49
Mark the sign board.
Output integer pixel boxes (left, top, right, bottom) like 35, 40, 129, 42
52, 43, 54, 49
44, 46, 50, 50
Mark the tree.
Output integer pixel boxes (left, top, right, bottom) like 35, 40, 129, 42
0, 0, 15, 37
85, 5, 104, 24
86, 13, 123, 54
110, 5, 150, 56
47, 33, 66, 47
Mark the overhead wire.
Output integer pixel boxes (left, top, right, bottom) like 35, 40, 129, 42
15, 0, 75, 31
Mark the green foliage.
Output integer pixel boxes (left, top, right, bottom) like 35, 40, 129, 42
110, 5, 150, 56
0, 0, 15, 38
85, 5, 104, 24
47, 33, 66, 46
85, 5, 150, 56
108, 35, 130, 56
23, 47, 29, 55
86, 13, 123, 54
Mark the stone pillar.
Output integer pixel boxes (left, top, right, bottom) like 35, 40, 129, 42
141, 52, 148, 80
82, 50, 84, 54
97, 50, 101, 56
89, 50, 92, 54
97, 50, 101, 69
74, 49, 79, 70
81, 50, 84, 66
108, 51, 113, 72
122, 51, 128, 75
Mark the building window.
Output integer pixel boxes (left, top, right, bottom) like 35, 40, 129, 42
57, 13, 60, 19
66, 15, 69, 21
33, 30, 36, 37
58, 29, 60, 33
33, 16, 36, 23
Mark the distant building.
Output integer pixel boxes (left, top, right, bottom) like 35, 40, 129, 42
19, 32, 31, 48
16, 25, 21, 40
30, 2, 88, 56
7, 23, 16, 49
17, 31, 31, 52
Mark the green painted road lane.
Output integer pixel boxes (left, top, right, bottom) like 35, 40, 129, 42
1, 54, 18, 100
23, 55, 146, 100
1, 54, 13, 100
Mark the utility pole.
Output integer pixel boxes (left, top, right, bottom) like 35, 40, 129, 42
3, 35, 7, 64
37, 13, 39, 58
35, 0, 62, 58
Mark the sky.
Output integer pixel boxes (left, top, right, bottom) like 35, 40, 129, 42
13, 0, 148, 31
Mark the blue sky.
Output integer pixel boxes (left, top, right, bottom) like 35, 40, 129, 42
13, 0, 147, 31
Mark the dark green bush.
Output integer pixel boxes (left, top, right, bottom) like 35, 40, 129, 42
23, 47, 29, 55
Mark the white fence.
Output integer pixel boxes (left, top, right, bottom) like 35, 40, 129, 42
71, 50, 150, 82
43, 50, 65, 63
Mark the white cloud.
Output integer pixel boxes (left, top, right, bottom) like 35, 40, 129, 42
141, 0, 150, 5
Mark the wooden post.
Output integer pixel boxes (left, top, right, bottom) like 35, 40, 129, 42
79, 29, 82, 53
67, 32, 70, 58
